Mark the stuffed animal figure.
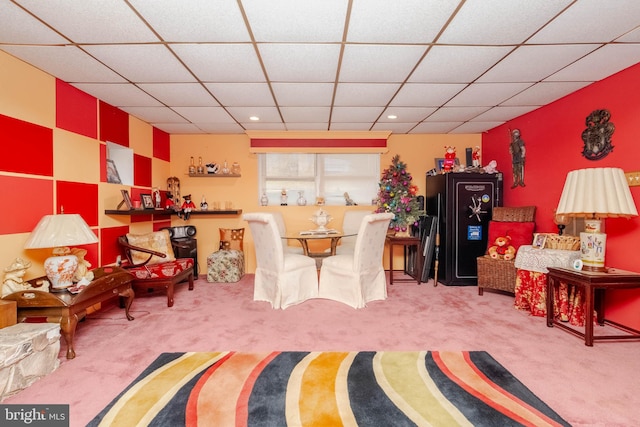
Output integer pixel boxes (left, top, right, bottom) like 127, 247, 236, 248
488, 235, 517, 260
71, 247, 94, 283
443, 146, 456, 172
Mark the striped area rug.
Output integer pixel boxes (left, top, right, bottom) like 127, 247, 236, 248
88, 351, 569, 426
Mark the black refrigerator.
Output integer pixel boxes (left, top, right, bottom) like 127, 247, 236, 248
425, 172, 503, 286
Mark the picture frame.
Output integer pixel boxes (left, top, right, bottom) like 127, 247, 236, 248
141, 194, 154, 209
120, 189, 132, 210
532, 233, 547, 249
434, 157, 460, 172
106, 159, 122, 184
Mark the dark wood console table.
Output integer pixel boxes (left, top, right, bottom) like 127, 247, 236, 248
386, 235, 423, 285
3, 266, 135, 359
546, 267, 640, 346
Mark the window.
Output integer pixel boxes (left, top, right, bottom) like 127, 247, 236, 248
259, 153, 380, 206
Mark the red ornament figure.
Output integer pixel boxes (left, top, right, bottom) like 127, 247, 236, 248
179, 194, 196, 220
472, 145, 481, 167
443, 146, 456, 172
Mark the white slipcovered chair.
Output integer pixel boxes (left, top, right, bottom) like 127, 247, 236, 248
271, 211, 304, 254
318, 212, 394, 308
243, 212, 319, 309
334, 209, 372, 255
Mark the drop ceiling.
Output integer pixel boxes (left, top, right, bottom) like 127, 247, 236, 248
1, 0, 639, 135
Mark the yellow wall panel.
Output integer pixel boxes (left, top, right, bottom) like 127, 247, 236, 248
0, 51, 55, 128
129, 115, 153, 158
54, 129, 100, 183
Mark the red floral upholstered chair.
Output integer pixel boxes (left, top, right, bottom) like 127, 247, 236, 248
118, 229, 194, 307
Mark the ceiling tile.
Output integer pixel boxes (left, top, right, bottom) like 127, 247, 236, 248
529, 0, 640, 44
271, 83, 334, 106
340, 45, 426, 83
194, 122, 246, 133
0, 46, 126, 83
410, 46, 513, 83
72, 83, 163, 107
227, 106, 282, 123
347, 0, 458, 43
259, 44, 341, 82
334, 83, 400, 106
154, 123, 206, 134
410, 122, 463, 133
471, 106, 539, 122
280, 107, 330, 123
172, 107, 237, 123
205, 83, 274, 106
446, 83, 533, 107
14, 0, 159, 43
330, 123, 375, 131
129, 0, 250, 42
478, 45, 600, 83
545, 44, 640, 82
83, 45, 195, 83
331, 107, 385, 123
501, 81, 591, 106
285, 123, 331, 131
241, 0, 348, 42
371, 122, 417, 133
138, 83, 220, 107
438, 0, 572, 44
119, 106, 188, 123
391, 83, 466, 107
241, 122, 286, 131
427, 107, 491, 122
452, 122, 506, 133
172, 44, 266, 82
0, 1, 67, 44
380, 107, 436, 122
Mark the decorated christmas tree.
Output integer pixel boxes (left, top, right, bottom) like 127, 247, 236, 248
375, 155, 424, 235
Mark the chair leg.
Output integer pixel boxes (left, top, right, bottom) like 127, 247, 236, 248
167, 283, 175, 307
188, 271, 194, 290
478, 287, 484, 296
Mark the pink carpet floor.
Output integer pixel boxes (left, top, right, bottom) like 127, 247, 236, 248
5, 273, 640, 426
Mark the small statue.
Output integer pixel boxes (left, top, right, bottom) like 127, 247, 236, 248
280, 189, 288, 206
165, 192, 175, 210
344, 192, 356, 206
200, 195, 208, 211
71, 248, 94, 283
472, 146, 481, 167
443, 146, 456, 172
2, 258, 49, 297
178, 194, 197, 220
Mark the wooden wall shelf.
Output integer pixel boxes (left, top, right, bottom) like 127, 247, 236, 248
105, 209, 242, 216
188, 173, 241, 178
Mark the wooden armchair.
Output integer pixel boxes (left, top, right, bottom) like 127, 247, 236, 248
118, 229, 194, 307
477, 206, 536, 296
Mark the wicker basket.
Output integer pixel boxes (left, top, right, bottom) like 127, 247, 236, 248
477, 255, 516, 294
538, 233, 580, 250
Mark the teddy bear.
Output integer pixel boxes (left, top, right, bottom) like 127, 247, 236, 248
443, 146, 456, 172
488, 235, 517, 260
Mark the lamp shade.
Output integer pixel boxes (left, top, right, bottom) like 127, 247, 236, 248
556, 168, 637, 219
24, 214, 98, 289
24, 214, 98, 249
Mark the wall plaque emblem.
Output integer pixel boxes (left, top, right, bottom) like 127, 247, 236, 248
581, 109, 614, 160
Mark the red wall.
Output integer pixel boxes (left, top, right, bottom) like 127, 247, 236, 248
482, 62, 640, 328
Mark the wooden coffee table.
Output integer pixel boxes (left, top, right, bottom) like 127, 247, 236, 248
3, 266, 135, 359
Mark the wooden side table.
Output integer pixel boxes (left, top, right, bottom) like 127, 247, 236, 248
2, 266, 135, 359
546, 267, 640, 346
386, 235, 422, 285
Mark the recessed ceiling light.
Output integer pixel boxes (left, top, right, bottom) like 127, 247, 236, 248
387, 115, 397, 120
249, 116, 260, 121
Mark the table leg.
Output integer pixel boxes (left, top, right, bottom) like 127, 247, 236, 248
585, 285, 594, 346
120, 287, 135, 321
329, 237, 339, 256
389, 242, 394, 285
546, 276, 555, 327
60, 313, 79, 359
296, 239, 310, 256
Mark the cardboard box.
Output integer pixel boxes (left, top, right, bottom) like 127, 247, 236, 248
0, 300, 17, 328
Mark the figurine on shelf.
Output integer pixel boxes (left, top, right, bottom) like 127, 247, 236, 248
178, 194, 197, 220
165, 192, 175, 210
280, 189, 288, 206
472, 146, 481, 167
200, 195, 209, 211
443, 146, 456, 173
344, 192, 356, 206
152, 187, 162, 209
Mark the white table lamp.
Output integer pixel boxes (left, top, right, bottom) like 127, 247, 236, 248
556, 168, 637, 271
24, 213, 98, 290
